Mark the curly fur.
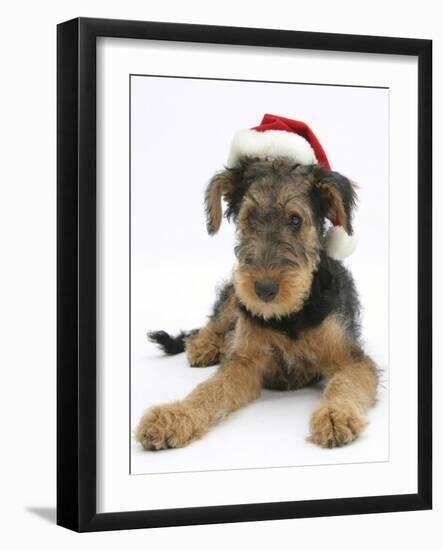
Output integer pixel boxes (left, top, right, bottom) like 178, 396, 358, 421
139, 157, 377, 451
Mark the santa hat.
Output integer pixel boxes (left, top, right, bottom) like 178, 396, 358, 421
226, 114, 357, 260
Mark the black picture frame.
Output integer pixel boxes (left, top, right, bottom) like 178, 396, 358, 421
57, 17, 432, 532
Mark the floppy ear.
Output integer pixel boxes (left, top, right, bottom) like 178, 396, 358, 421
313, 167, 357, 235
204, 169, 235, 235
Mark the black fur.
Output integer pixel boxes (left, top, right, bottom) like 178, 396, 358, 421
150, 159, 359, 358
238, 253, 361, 344
313, 166, 357, 234
261, 344, 323, 390
225, 158, 296, 221
308, 184, 328, 234
210, 281, 234, 320
148, 330, 197, 355
223, 161, 356, 236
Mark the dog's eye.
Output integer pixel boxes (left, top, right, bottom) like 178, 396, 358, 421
290, 215, 302, 230
247, 212, 258, 226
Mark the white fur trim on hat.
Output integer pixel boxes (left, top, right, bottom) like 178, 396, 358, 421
324, 226, 358, 260
226, 129, 318, 168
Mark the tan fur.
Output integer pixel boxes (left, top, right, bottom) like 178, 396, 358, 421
314, 179, 351, 233
234, 265, 313, 320
135, 162, 376, 451
309, 399, 367, 448
135, 310, 377, 450
233, 180, 321, 319
186, 292, 238, 366
137, 316, 265, 450
205, 170, 235, 235
185, 325, 224, 367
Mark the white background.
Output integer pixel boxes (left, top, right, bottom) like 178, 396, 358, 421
98, 37, 417, 513
130, 76, 390, 474
0, 1, 441, 548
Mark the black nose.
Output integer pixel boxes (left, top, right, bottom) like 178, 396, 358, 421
255, 280, 279, 302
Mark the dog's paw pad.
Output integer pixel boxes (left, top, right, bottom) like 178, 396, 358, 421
309, 401, 366, 448
135, 404, 197, 450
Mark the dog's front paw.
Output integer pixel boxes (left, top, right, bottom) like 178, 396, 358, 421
309, 401, 366, 448
135, 403, 200, 450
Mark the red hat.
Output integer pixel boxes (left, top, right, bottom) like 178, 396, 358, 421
226, 114, 331, 170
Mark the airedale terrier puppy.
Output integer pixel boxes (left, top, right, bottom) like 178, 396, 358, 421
135, 114, 377, 450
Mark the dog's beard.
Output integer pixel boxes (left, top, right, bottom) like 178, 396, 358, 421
233, 265, 314, 320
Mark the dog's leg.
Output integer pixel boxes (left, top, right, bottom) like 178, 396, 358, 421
309, 356, 377, 448
185, 320, 226, 367
186, 289, 237, 367
135, 350, 265, 450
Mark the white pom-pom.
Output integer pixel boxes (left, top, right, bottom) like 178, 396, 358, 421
324, 226, 358, 260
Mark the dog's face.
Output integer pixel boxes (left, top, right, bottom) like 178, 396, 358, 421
205, 158, 355, 319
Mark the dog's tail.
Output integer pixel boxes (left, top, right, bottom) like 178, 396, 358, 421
147, 329, 198, 356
